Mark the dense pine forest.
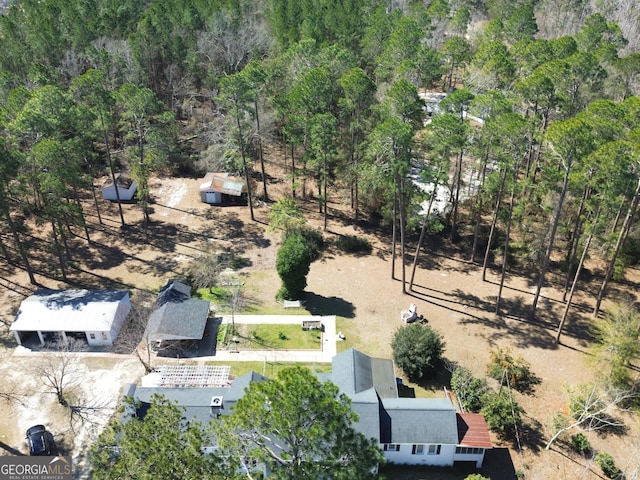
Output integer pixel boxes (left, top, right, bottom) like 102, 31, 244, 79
1, 0, 640, 326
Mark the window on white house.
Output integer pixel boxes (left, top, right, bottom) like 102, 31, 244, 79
101, 332, 108, 340
89, 333, 96, 340
411, 445, 424, 455
427, 445, 441, 455
456, 447, 484, 455
383, 444, 400, 452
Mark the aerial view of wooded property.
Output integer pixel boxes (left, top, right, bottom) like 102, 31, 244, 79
1, 0, 640, 478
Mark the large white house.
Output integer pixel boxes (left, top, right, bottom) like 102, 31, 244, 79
11, 289, 131, 347
320, 349, 492, 468
124, 348, 491, 469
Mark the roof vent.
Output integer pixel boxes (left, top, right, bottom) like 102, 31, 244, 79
210, 396, 223, 417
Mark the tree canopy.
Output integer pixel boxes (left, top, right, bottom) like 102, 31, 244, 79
90, 395, 217, 480
391, 323, 445, 382
90, 369, 384, 479
212, 366, 384, 479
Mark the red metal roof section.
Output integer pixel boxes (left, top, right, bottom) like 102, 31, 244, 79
457, 413, 493, 448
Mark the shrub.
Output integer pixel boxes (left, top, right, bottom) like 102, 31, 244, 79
450, 367, 489, 413
480, 391, 524, 437
294, 226, 324, 259
487, 347, 539, 393
596, 452, 623, 479
391, 323, 445, 382
335, 234, 372, 254
570, 433, 591, 455
464, 475, 490, 480
276, 233, 314, 300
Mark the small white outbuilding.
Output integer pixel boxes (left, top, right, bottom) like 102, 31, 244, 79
199, 172, 246, 205
101, 174, 138, 202
10, 289, 131, 347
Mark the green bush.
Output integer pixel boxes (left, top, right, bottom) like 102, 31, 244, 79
596, 452, 623, 479
464, 475, 490, 480
295, 227, 324, 259
450, 367, 489, 413
276, 233, 314, 300
570, 433, 591, 455
335, 234, 372, 253
480, 391, 524, 437
391, 324, 445, 382
487, 347, 539, 393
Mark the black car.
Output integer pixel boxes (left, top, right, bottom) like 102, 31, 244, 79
26, 425, 52, 456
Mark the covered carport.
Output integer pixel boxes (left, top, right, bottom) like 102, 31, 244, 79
10, 289, 131, 347
146, 280, 211, 356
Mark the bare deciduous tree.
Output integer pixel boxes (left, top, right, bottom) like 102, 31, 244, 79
187, 250, 230, 294
113, 295, 155, 374
545, 382, 637, 449
34, 339, 85, 408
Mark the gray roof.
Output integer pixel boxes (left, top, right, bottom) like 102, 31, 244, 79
330, 349, 398, 399
350, 389, 383, 441
129, 371, 267, 426
329, 349, 460, 446
146, 280, 210, 341
381, 398, 458, 445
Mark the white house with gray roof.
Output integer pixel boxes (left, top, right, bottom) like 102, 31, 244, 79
320, 349, 492, 468
123, 348, 491, 469
10, 289, 130, 346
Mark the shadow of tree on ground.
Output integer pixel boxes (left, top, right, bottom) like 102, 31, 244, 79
303, 291, 356, 318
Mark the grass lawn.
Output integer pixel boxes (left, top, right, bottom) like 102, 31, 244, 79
196, 287, 310, 315
203, 360, 332, 378
230, 323, 322, 350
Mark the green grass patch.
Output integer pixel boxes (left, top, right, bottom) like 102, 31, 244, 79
196, 287, 231, 302
232, 323, 322, 350
203, 360, 332, 378
242, 304, 308, 315
335, 317, 353, 353
216, 323, 228, 344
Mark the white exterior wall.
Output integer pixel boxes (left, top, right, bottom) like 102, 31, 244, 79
204, 191, 222, 204
86, 330, 111, 346
381, 443, 455, 466
109, 294, 131, 344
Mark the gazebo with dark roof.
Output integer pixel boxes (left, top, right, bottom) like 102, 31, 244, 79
146, 280, 210, 347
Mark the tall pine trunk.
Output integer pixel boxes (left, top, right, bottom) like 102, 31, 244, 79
496, 162, 520, 313
410, 166, 444, 290
557, 207, 600, 343
593, 176, 640, 317
2, 199, 37, 285
531, 165, 571, 318
449, 149, 464, 242
236, 111, 255, 222
101, 114, 125, 226
482, 167, 507, 281
254, 99, 268, 201
563, 185, 590, 301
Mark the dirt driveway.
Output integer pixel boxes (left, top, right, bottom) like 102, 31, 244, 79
0, 172, 639, 479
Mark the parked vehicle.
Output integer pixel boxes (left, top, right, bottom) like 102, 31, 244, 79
26, 425, 52, 456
